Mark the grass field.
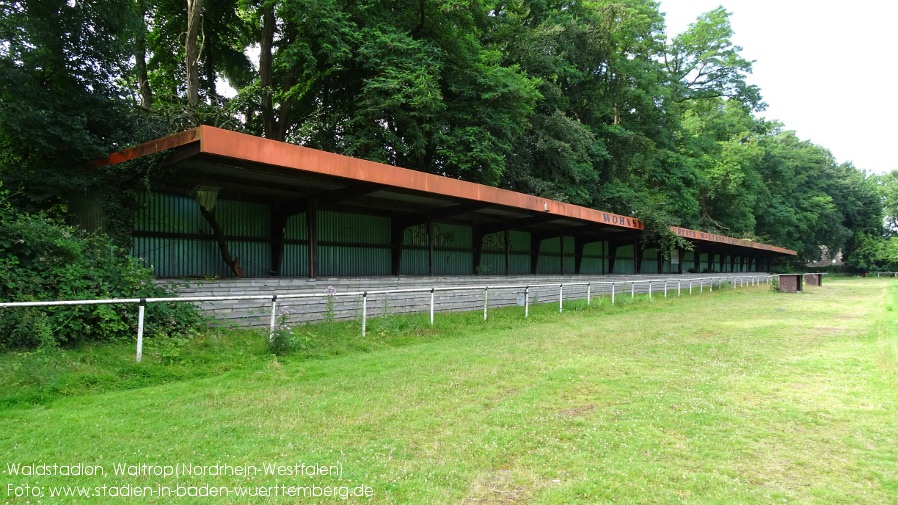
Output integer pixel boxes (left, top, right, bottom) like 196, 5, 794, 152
1, 278, 896, 503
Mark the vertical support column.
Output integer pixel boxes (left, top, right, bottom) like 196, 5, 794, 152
634, 241, 643, 274
504, 227, 511, 276
602, 241, 608, 275
607, 242, 618, 274
559, 235, 566, 275
530, 234, 542, 275
270, 208, 287, 277
427, 219, 434, 277
472, 227, 485, 275
306, 198, 318, 278
391, 217, 405, 276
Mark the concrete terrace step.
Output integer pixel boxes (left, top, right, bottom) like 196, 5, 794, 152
159, 273, 772, 328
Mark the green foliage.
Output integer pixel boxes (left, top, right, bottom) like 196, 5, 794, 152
0, 0, 889, 272
0, 0, 141, 213
665, 6, 762, 108
0, 196, 203, 350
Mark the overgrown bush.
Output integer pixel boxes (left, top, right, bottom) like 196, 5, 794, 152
0, 199, 203, 349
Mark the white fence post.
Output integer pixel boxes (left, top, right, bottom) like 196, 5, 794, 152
136, 299, 146, 363
524, 286, 530, 318
559, 284, 564, 313
430, 288, 435, 325
483, 287, 489, 321
612, 283, 615, 304
587, 283, 592, 305
361, 292, 367, 337
268, 295, 278, 343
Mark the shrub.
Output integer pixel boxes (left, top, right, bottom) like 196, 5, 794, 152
0, 199, 203, 349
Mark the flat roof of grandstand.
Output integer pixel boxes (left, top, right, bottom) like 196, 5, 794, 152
100, 125, 796, 258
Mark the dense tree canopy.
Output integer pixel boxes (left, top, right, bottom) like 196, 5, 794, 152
0, 0, 891, 267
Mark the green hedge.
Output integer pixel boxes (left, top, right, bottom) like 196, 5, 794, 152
0, 202, 203, 349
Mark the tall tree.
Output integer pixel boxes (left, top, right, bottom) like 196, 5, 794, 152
664, 6, 762, 109
0, 0, 140, 212
185, 0, 203, 125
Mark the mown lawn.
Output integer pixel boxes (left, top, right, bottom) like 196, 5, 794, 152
1, 277, 896, 503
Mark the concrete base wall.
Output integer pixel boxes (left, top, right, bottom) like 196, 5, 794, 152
161, 273, 772, 328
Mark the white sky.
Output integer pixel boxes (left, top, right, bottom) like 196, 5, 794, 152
658, 0, 898, 174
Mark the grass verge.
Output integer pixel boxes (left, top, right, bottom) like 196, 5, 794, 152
1, 278, 896, 503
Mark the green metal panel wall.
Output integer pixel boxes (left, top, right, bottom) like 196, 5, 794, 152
641, 248, 659, 274
478, 252, 506, 275
614, 244, 636, 274
682, 251, 695, 272
535, 236, 575, 275
317, 211, 391, 276
135, 192, 198, 234
508, 231, 532, 275
564, 236, 575, 274
400, 223, 473, 275
479, 231, 507, 275
535, 237, 558, 274
132, 192, 270, 277
215, 199, 270, 238
281, 244, 309, 277
282, 214, 309, 277
579, 241, 606, 274
68, 188, 105, 233
476, 230, 531, 275
130, 191, 777, 279
215, 199, 271, 276
132, 236, 219, 278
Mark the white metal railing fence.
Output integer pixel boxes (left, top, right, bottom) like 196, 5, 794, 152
1, 274, 782, 362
